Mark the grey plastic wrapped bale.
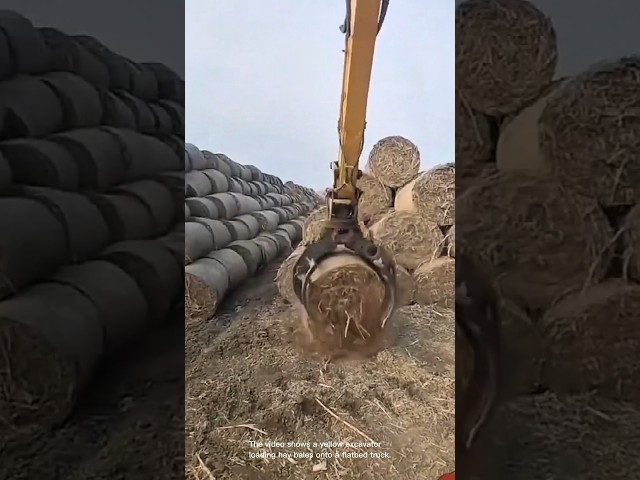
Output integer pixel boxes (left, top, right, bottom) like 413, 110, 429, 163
17, 186, 111, 260
185, 218, 232, 263
0, 138, 80, 190
185, 249, 248, 320
101, 128, 182, 180
0, 197, 69, 300
185, 202, 191, 219
0, 152, 11, 187
112, 180, 176, 236
276, 222, 301, 245
102, 90, 137, 129
250, 209, 281, 232
0, 13, 51, 77
88, 191, 156, 242
48, 128, 126, 191
50, 261, 149, 354
184, 143, 211, 172
253, 233, 281, 266
199, 192, 260, 219
270, 230, 293, 254
40, 72, 103, 129
0, 76, 64, 138
227, 239, 264, 275
185, 197, 219, 219
0, 282, 104, 434
98, 240, 182, 322
223, 216, 259, 241
112, 90, 157, 134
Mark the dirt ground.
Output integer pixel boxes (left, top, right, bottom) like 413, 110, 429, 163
186, 258, 456, 480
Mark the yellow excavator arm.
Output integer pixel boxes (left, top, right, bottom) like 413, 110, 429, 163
332, 0, 388, 210
292, 0, 396, 333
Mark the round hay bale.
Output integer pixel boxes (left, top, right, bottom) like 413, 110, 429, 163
540, 281, 640, 400
0, 283, 103, 434
88, 192, 155, 242
623, 205, 640, 281
227, 177, 243, 194
366, 136, 420, 188
185, 197, 219, 219
455, 0, 557, 115
370, 211, 444, 270
200, 150, 220, 170
185, 259, 228, 321
496, 79, 568, 173
254, 234, 281, 265
396, 167, 455, 225
185, 222, 214, 264
472, 393, 640, 479
413, 258, 454, 308
205, 249, 249, 289
204, 192, 241, 219
227, 239, 263, 275
202, 168, 229, 193
112, 179, 176, 236
457, 170, 613, 309
185, 143, 207, 171
298, 253, 391, 360
276, 245, 304, 304
51, 261, 149, 353
276, 222, 300, 244
356, 173, 393, 223
271, 230, 293, 254
395, 265, 415, 306
302, 207, 328, 245
444, 225, 455, 257
455, 91, 495, 172
245, 164, 263, 181
192, 218, 233, 250
211, 153, 232, 176
250, 209, 280, 232
222, 219, 252, 241
539, 57, 640, 206
233, 214, 261, 238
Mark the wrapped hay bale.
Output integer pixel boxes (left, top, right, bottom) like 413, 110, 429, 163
302, 206, 328, 245
539, 57, 640, 206
395, 166, 455, 225
298, 253, 391, 360
0, 283, 103, 433
623, 205, 640, 281
395, 265, 415, 306
413, 258, 454, 308
496, 79, 568, 173
205, 249, 249, 289
185, 218, 231, 263
457, 170, 613, 309
253, 233, 281, 266
455, 91, 495, 175
540, 281, 640, 400
356, 172, 393, 223
455, 0, 557, 115
185, 260, 226, 321
276, 245, 304, 304
471, 393, 640, 479
227, 239, 263, 275
366, 136, 420, 188
370, 211, 443, 270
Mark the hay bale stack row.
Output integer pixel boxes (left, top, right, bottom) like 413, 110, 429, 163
184, 143, 321, 321
455, 0, 640, 409
0, 12, 184, 440
273, 137, 455, 311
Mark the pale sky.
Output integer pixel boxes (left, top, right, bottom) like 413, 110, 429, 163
185, 0, 454, 190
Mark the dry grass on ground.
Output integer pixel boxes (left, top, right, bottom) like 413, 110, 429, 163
185, 290, 455, 480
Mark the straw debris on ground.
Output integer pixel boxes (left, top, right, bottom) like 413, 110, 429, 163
456, 170, 614, 309
455, 0, 557, 115
186, 273, 455, 480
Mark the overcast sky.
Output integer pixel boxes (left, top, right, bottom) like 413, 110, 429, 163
186, 0, 454, 190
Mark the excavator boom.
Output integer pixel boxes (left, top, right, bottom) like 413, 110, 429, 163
333, 0, 385, 204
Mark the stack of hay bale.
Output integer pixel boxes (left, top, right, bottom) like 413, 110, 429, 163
0, 12, 184, 441
456, 0, 640, 476
276, 136, 455, 309
184, 142, 322, 320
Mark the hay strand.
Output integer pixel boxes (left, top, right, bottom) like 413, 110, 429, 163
366, 136, 420, 188
622, 205, 640, 281
455, 0, 557, 115
456, 170, 614, 309
395, 265, 415, 306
